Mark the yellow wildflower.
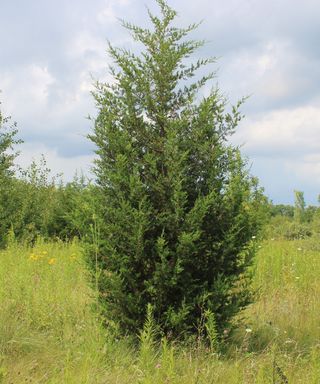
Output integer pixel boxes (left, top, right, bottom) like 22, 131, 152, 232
29, 253, 38, 261
48, 258, 56, 265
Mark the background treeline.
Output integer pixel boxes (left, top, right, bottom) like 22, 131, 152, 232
1, 141, 319, 248
0, 106, 100, 247
0, 162, 101, 248
267, 191, 320, 240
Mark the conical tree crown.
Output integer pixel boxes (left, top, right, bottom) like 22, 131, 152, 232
90, 0, 266, 337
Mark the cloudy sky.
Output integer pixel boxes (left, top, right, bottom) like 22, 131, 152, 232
1, 0, 319, 204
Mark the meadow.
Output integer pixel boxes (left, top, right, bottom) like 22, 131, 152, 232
1, 236, 320, 383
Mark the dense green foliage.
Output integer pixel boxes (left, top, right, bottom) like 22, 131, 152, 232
0, 150, 98, 247
90, 0, 267, 338
269, 204, 294, 218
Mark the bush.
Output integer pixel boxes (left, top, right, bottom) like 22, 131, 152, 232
283, 222, 312, 240
0, 158, 99, 246
90, 0, 267, 338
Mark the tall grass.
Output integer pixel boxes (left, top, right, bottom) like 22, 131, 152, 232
0, 239, 107, 383
1, 238, 320, 383
245, 239, 320, 353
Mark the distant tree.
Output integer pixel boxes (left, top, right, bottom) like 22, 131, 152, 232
294, 190, 306, 223
90, 0, 267, 338
57, 174, 103, 241
0, 100, 23, 246
270, 204, 294, 218
0, 101, 21, 181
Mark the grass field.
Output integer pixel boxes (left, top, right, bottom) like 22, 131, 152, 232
1, 237, 320, 383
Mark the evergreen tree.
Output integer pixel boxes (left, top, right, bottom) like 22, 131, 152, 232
90, 0, 266, 337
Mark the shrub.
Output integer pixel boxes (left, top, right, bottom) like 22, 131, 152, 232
283, 222, 312, 240
90, 0, 267, 338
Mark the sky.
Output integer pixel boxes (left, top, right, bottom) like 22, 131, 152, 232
1, 0, 320, 205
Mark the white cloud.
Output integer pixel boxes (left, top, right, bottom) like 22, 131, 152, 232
219, 38, 320, 112
232, 104, 320, 203
97, 4, 117, 25
16, 143, 95, 182
287, 154, 320, 182
28, 65, 55, 102
235, 104, 320, 156
0, 65, 55, 117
